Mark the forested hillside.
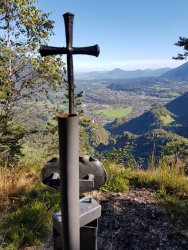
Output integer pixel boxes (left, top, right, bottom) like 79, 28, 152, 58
99, 93, 188, 167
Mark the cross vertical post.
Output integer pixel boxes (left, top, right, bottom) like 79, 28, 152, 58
64, 13, 74, 113
39, 12, 100, 114
39, 12, 100, 250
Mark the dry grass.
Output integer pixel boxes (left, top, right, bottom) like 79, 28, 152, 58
0, 163, 60, 249
103, 158, 188, 198
0, 157, 188, 248
128, 160, 188, 197
0, 164, 40, 217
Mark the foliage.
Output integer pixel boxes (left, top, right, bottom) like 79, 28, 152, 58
90, 126, 109, 147
103, 93, 188, 167
2, 201, 51, 248
173, 36, 188, 60
107, 106, 175, 136
0, 0, 65, 165
128, 160, 188, 197
97, 131, 136, 165
104, 144, 135, 167
79, 115, 110, 156
0, 120, 27, 164
19, 135, 57, 167
101, 162, 130, 192
162, 196, 188, 229
79, 124, 95, 156
0, 164, 60, 249
159, 113, 174, 126
114, 117, 127, 126
17, 113, 109, 163
100, 146, 188, 197
100, 153, 188, 198
164, 140, 188, 160
1, 153, 188, 248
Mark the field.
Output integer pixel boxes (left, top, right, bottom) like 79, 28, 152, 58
94, 107, 133, 118
167, 92, 180, 97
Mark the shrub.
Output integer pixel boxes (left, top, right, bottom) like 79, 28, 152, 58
162, 196, 188, 228
101, 163, 130, 192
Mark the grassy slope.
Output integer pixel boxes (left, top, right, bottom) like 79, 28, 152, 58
0, 159, 188, 248
0, 165, 60, 249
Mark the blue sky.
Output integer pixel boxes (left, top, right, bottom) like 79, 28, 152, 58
37, 0, 188, 72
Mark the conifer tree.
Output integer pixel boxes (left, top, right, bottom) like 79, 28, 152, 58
173, 36, 188, 60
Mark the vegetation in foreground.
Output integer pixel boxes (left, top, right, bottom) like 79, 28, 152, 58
0, 157, 188, 249
0, 4, 188, 248
0, 164, 60, 249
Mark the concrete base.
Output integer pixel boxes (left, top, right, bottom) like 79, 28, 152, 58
53, 197, 101, 250
53, 219, 98, 250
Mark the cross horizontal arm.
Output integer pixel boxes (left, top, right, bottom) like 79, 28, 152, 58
73, 45, 100, 57
39, 45, 67, 57
39, 45, 100, 57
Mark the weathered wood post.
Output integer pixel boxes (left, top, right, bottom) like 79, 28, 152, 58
39, 12, 99, 250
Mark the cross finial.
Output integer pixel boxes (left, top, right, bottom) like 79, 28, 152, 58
39, 12, 100, 114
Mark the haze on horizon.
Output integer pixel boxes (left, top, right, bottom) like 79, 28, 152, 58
37, 0, 188, 72
73, 59, 183, 73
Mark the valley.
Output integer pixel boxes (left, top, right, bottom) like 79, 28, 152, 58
74, 73, 188, 167
11, 64, 188, 167
77, 77, 188, 124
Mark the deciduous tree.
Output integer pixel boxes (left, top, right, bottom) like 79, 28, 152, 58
0, 0, 64, 164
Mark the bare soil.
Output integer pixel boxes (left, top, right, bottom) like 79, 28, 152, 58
39, 188, 188, 250
92, 189, 188, 250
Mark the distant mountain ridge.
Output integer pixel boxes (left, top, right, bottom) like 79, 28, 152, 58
161, 61, 188, 79
76, 61, 188, 80
75, 67, 171, 80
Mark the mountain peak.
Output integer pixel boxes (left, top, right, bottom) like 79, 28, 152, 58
161, 61, 188, 79
111, 68, 124, 72
109, 68, 127, 74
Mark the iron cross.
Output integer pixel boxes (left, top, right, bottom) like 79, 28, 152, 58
39, 12, 100, 114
